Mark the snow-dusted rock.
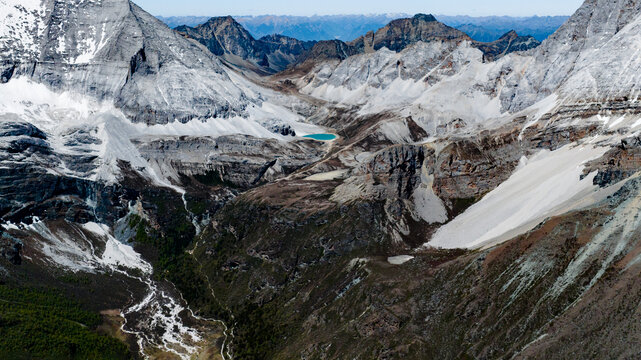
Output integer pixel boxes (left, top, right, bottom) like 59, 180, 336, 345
503, 0, 641, 112
0, 0, 308, 126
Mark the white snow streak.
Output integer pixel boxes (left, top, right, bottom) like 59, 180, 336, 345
81, 222, 152, 273
304, 169, 349, 181
387, 255, 415, 265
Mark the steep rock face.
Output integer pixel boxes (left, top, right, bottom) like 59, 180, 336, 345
363, 145, 426, 199
583, 137, 641, 187
0, 0, 46, 62
334, 145, 428, 203
504, 0, 641, 112
297, 39, 359, 63
259, 34, 316, 71
135, 135, 326, 189
293, 39, 521, 132
177, 16, 259, 58
0, 0, 261, 125
176, 17, 315, 72
432, 128, 523, 211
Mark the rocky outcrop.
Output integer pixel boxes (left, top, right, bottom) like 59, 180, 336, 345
583, 137, 641, 187
177, 16, 259, 58
474, 30, 540, 61
134, 135, 326, 189
432, 129, 523, 211
299, 40, 359, 62
0, 231, 22, 265
0, 129, 136, 226
363, 145, 427, 200
259, 34, 316, 70
350, 14, 470, 53
0, 120, 108, 223
502, 0, 641, 112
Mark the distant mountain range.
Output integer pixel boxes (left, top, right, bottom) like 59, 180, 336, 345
157, 14, 569, 42
436, 15, 570, 42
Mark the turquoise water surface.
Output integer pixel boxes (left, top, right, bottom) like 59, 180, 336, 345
303, 134, 338, 141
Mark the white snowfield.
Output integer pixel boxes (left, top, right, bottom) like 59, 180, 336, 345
427, 143, 613, 250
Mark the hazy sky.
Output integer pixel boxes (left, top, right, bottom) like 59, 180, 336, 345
137, 0, 584, 17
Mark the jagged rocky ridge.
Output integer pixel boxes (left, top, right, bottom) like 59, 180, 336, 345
173, 13, 540, 72
159, 14, 567, 43
4, 0, 641, 359
295, 14, 540, 64
176, 16, 316, 73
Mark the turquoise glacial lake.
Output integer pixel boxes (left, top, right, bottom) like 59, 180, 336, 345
303, 134, 338, 141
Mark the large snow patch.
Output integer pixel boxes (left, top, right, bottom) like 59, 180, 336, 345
427, 143, 610, 249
